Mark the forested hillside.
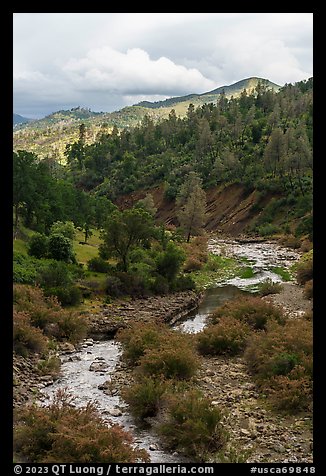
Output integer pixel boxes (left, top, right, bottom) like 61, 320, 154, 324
14, 78, 313, 240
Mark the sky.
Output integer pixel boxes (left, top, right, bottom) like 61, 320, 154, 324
13, 13, 313, 119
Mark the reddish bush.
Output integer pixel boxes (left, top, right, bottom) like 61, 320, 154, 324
197, 317, 250, 355
244, 319, 312, 412
13, 310, 48, 357
210, 295, 285, 330
14, 390, 149, 463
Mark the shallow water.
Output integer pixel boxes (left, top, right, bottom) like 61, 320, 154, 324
173, 284, 247, 333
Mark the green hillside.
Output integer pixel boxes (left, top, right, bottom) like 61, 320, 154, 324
13, 77, 280, 161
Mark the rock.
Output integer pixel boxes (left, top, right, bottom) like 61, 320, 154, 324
108, 407, 123, 417
59, 342, 76, 353
89, 361, 109, 372
149, 444, 158, 451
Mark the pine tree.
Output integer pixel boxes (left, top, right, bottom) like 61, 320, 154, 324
176, 172, 206, 242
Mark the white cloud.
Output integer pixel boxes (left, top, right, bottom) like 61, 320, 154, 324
62, 46, 216, 95
13, 13, 313, 117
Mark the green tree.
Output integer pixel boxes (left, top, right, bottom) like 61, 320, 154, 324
176, 172, 207, 242
48, 233, 76, 263
135, 193, 157, 217
100, 208, 154, 271
50, 221, 76, 240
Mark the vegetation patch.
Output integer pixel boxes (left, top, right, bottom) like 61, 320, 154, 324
209, 295, 286, 330
271, 266, 292, 282
14, 390, 149, 463
159, 389, 227, 461
244, 319, 312, 413
196, 317, 251, 356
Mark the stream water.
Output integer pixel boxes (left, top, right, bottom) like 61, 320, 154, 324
39, 238, 301, 462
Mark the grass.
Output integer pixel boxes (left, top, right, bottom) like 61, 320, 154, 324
189, 253, 240, 289
13, 224, 103, 266
73, 229, 102, 265
271, 266, 292, 282
237, 266, 255, 279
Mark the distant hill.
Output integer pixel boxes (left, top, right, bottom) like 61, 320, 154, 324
13, 113, 34, 126
137, 77, 280, 109
13, 77, 281, 160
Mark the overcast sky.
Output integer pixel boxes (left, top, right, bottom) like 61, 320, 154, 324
13, 13, 313, 119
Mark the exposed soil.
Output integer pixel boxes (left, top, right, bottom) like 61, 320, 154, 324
115, 183, 279, 235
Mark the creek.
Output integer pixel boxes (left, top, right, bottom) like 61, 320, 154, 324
39, 238, 300, 462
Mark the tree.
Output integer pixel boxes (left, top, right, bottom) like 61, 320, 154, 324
13, 151, 38, 234
176, 172, 206, 242
100, 208, 154, 271
135, 193, 157, 217
50, 221, 76, 240
48, 233, 76, 263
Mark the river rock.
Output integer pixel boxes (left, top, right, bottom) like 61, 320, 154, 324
107, 407, 123, 417
59, 342, 76, 353
89, 361, 109, 372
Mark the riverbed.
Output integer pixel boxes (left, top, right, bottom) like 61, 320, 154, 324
39, 238, 304, 462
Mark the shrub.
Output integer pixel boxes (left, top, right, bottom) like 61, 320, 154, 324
159, 390, 227, 460
151, 275, 170, 295
155, 242, 186, 282
105, 275, 124, 297
171, 274, 196, 291
87, 257, 112, 273
244, 319, 312, 412
257, 224, 281, 237
183, 257, 203, 273
14, 390, 149, 463
48, 233, 76, 263
304, 279, 313, 300
210, 295, 285, 330
268, 367, 312, 413
13, 252, 38, 284
45, 285, 82, 307
13, 310, 48, 357
13, 284, 87, 343
37, 355, 61, 377
122, 377, 169, 419
296, 259, 313, 285
258, 279, 283, 296
138, 335, 199, 380
36, 261, 73, 289
281, 235, 301, 249
197, 317, 250, 356
117, 321, 169, 366
28, 233, 49, 259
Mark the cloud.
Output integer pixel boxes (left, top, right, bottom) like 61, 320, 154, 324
13, 13, 313, 117
62, 46, 216, 95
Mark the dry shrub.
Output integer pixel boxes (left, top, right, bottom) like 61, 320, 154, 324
304, 279, 313, 300
13, 284, 87, 343
182, 235, 208, 265
210, 295, 285, 330
14, 390, 149, 463
296, 259, 313, 285
197, 317, 251, 356
245, 319, 312, 412
122, 376, 170, 419
159, 389, 227, 461
281, 235, 301, 249
117, 321, 170, 365
138, 333, 199, 380
183, 256, 204, 272
13, 310, 48, 357
268, 366, 312, 413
